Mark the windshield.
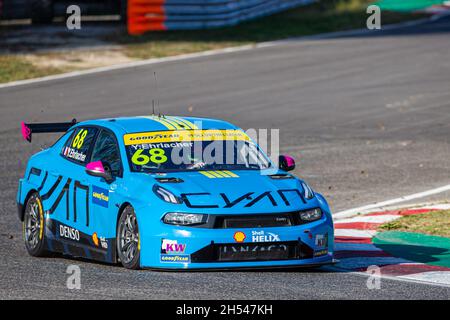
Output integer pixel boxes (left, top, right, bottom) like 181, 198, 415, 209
124, 129, 272, 173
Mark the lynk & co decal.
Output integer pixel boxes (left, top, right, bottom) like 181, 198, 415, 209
92, 186, 109, 208
181, 189, 307, 209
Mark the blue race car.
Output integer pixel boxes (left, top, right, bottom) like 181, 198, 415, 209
17, 115, 335, 270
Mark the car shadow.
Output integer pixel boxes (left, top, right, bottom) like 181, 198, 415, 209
373, 243, 449, 266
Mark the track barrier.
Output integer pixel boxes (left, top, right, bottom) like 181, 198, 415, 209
127, 0, 315, 34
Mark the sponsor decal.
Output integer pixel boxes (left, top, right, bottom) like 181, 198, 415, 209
124, 129, 250, 145
100, 236, 108, 249
59, 225, 80, 241
92, 186, 109, 208
181, 189, 305, 209
314, 249, 328, 257
233, 231, 246, 243
315, 234, 328, 248
251, 231, 280, 243
161, 239, 186, 254
63, 146, 87, 162
92, 232, 99, 246
199, 171, 239, 178
222, 244, 288, 253
160, 239, 188, 263
160, 254, 190, 263
92, 232, 107, 249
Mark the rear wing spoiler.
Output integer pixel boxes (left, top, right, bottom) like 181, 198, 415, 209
21, 119, 77, 143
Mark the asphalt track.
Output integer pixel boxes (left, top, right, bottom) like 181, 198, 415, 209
1, 17, 450, 299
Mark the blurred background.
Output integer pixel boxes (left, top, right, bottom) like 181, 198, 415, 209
1, 0, 448, 83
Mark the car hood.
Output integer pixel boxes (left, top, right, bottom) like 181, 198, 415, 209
147, 170, 317, 214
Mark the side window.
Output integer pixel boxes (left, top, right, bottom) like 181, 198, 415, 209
62, 127, 98, 164
91, 130, 122, 177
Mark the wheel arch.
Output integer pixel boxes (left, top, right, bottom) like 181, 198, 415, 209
19, 189, 39, 221
113, 201, 133, 263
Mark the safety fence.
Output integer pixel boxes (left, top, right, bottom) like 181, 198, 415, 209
128, 0, 315, 34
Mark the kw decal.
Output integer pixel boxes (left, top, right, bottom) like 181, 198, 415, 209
161, 239, 187, 254
92, 186, 109, 208
199, 171, 239, 178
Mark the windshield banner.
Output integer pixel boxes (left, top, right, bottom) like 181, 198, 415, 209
124, 129, 250, 146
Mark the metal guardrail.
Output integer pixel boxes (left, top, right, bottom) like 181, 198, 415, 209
128, 0, 315, 34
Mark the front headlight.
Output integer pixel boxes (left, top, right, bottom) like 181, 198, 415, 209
299, 208, 322, 222
163, 212, 208, 226
301, 182, 314, 200
153, 185, 182, 204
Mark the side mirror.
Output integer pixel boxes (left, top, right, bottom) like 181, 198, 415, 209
86, 161, 113, 182
279, 155, 296, 172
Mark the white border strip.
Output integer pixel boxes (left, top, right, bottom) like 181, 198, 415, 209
334, 184, 450, 219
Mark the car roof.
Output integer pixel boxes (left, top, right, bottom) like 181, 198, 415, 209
77, 115, 240, 134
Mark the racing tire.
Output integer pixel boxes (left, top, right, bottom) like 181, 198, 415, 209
23, 192, 47, 257
117, 205, 141, 270
31, 0, 54, 25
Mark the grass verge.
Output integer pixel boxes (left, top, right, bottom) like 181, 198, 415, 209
0, 55, 62, 83
0, 0, 425, 83
378, 210, 450, 237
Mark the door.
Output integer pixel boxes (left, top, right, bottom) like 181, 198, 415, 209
82, 128, 123, 256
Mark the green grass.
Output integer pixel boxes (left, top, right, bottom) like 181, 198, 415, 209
378, 210, 450, 237
0, 55, 62, 83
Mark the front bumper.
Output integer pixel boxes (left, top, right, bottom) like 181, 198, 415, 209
139, 216, 334, 269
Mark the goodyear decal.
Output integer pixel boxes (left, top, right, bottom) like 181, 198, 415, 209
199, 171, 239, 178
160, 254, 190, 263
124, 129, 250, 145
92, 186, 109, 208
141, 116, 199, 130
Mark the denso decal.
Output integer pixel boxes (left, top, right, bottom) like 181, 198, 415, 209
92, 186, 109, 208
59, 225, 80, 241
251, 231, 280, 242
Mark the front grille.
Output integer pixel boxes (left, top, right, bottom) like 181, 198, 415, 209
191, 241, 314, 263
218, 214, 293, 228
174, 211, 320, 229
